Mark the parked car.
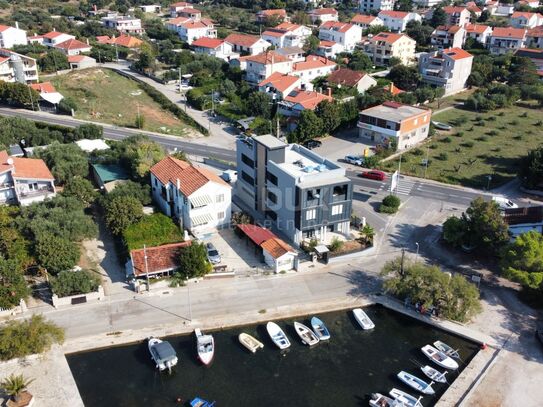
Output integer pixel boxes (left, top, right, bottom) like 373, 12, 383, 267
359, 170, 386, 181
432, 121, 452, 131
206, 243, 221, 264
220, 170, 237, 183
344, 155, 364, 166
303, 140, 322, 150
492, 196, 518, 210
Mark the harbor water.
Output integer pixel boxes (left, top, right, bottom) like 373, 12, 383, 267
67, 305, 479, 406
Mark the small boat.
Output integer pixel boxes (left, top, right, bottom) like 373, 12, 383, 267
421, 344, 459, 370
311, 316, 330, 341
266, 321, 291, 350
294, 321, 320, 346
389, 388, 423, 407
397, 371, 435, 395
421, 365, 447, 384
433, 340, 460, 359
238, 333, 264, 353
353, 308, 375, 330
148, 337, 178, 373
195, 328, 215, 366
190, 397, 216, 407
369, 392, 397, 407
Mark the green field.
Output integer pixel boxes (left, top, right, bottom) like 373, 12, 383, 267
380, 103, 543, 189
51, 68, 190, 137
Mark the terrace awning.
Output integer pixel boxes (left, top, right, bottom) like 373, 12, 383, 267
189, 194, 212, 208
190, 213, 213, 226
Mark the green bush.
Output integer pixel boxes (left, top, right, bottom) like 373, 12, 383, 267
437, 152, 448, 161
429, 144, 438, 149
461, 141, 475, 148
476, 135, 488, 141
412, 148, 424, 156
497, 112, 505, 116
441, 136, 452, 143
328, 237, 344, 252
510, 119, 519, 125
487, 130, 499, 136
454, 131, 464, 137
123, 213, 184, 251
51, 270, 100, 297
380, 194, 401, 213
486, 116, 496, 121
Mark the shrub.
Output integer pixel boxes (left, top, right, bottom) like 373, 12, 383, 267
476, 135, 488, 141
461, 141, 475, 148
328, 237, 344, 252
380, 204, 399, 214
35, 233, 80, 275
519, 112, 528, 118
486, 116, 496, 121
178, 242, 212, 279
412, 148, 424, 156
455, 147, 462, 153
437, 152, 448, 161
440, 136, 452, 143
123, 213, 183, 251
429, 144, 438, 149
487, 130, 499, 136
475, 121, 486, 127
510, 119, 519, 125
380, 194, 401, 213
467, 126, 474, 131
51, 270, 100, 297
513, 135, 522, 140
454, 131, 464, 137
497, 112, 505, 116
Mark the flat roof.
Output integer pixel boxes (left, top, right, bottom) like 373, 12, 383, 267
276, 144, 337, 179
361, 102, 428, 123
254, 134, 286, 150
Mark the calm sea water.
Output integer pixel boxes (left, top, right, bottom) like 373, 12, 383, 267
67, 305, 479, 407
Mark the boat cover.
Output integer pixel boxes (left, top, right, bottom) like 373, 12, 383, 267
153, 341, 176, 363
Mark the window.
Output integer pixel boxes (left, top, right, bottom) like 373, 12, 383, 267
267, 191, 277, 204
241, 153, 254, 167
332, 204, 343, 216
216, 194, 225, 203
217, 211, 225, 219
266, 171, 278, 185
154, 178, 157, 186
306, 209, 316, 220
241, 171, 254, 186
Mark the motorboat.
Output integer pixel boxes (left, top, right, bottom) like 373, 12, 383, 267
238, 333, 264, 353
397, 371, 435, 395
421, 344, 459, 370
195, 328, 215, 366
369, 392, 397, 407
266, 321, 291, 350
148, 337, 178, 373
433, 340, 460, 359
389, 388, 423, 407
190, 397, 216, 407
311, 316, 330, 341
421, 365, 447, 384
353, 308, 375, 330
294, 321, 320, 346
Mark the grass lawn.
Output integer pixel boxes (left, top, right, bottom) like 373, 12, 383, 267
380, 103, 543, 189
51, 68, 190, 137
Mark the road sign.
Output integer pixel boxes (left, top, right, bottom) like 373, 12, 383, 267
390, 170, 399, 192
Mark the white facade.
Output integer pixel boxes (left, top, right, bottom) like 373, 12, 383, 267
102, 16, 144, 34
412, 0, 442, 6
419, 48, 473, 96
263, 249, 297, 273
0, 25, 28, 49
510, 12, 543, 29
0, 49, 38, 84
166, 19, 217, 45
465, 24, 493, 45
431, 26, 466, 50
291, 56, 337, 88
262, 24, 312, 48
225, 35, 271, 55
41, 32, 75, 47
318, 22, 363, 52
489, 28, 527, 55
378, 11, 422, 32
358, 0, 394, 14
239, 54, 293, 84
309, 9, 339, 24
193, 40, 239, 61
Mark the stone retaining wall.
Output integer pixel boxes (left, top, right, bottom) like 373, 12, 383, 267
52, 286, 105, 308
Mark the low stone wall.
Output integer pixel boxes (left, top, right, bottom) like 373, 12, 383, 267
0, 299, 27, 318
52, 286, 105, 308
327, 245, 375, 265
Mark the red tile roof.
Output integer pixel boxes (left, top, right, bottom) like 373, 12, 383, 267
443, 6, 468, 14
258, 72, 300, 92
442, 47, 473, 60
30, 82, 57, 93
111, 34, 143, 48
528, 26, 543, 37
96, 35, 111, 44
292, 55, 336, 72
274, 22, 302, 32
491, 27, 527, 39
319, 40, 337, 47
55, 38, 91, 50
465, 24, 491, 34
68, 55, 86, 62
261, 238, 295, 259
243, 51, 290, 65
435, 25, 462, 34
192, 37, 224, 48
511, 11, 542, 19
168, 17, 190, 25
0, 25, 13, 32
351, 14, 378, 25
379, 10, 410, 19
170, 2, 192, 8
258, 9, 287, 17
319, 21, 356, 33
311, 8, 338, 16
0, 56, 9, 64
0, 150, 54, 180
327, 68, 367, 87
237, 224, 276, 246
43, 31, 67, 39
284, 89, 333, 110
130, 241, 192, 276
224, 33, 261, 48
372, 32, 406, 44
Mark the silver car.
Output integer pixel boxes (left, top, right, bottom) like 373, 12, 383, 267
206, 243, 221, 264
344, 155, 364, 166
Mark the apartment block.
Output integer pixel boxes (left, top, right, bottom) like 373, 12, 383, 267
464, 24, 493, 45
489, 27, 527, 55
377, 11, 421, 32
318, 21, 362, 53
262, 23, 312, 49
350, 14, 384, 30
166, 17, 217, 44
232, 51, 293, 85
101, 15, 144, 34
364, 32, 416, 66
0, 49, 38, 84
0, 24, 28, 49
358, 0, 394, 14
309, 8, 339, 24
430, 25, 466, 50
419, 47, 473, 96
443, 6, 471, 27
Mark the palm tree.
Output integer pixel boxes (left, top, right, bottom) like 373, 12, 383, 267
1, 374, 34, 401
359, 225, 375, 245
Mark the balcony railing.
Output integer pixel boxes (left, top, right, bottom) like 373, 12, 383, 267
18, 186, 55, 198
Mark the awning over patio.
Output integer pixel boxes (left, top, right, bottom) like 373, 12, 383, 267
189, 194, 212, 208
191, 212, 213, 226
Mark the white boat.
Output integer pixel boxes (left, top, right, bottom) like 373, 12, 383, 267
148, 337, 178, 373
433, 340, 460, 359
420, 365, 447, 384
266, 322, 291, 350
311, 316, 330, 341
369, 392, 398, 407
195, 328, 215, 366
238, 333, 264, 353
389, 388, 423, 407
421, 344, 459, 370
294, 321, 320, 346
397, 371, 435, 395
353, 308, 375, 330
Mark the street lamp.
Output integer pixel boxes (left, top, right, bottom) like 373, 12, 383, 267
415, 242, 419, 261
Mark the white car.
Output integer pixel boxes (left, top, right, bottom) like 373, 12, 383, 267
492, 196, 518, 210
344, 155, 364, 166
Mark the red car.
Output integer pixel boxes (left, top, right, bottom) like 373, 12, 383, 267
360, 170, 386, 181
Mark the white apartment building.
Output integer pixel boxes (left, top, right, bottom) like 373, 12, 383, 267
510, 11, 543, 29
308, 8, 339, 24
431, 25, 466, 50
0, 49, 38, 84
232, 51, 293, 84
258, 72, 302, 100
378, 11, 421, 32
150, 156, 232, 237
464, 24, 493, 45
30, 31, 75, 47
412, 0, 442, 6
351, 14, 384, 30
262, 23, 312, 48
291, 55, 337, 88
358, 0, 394, 14
169, 2, 196, 18
191, 38, 239, 61
364, 32, 416, 66
318, 21, 363, 53
443, 7, 471, 27
419, 47, 474, 96
0, 24, 28, 49
224, 34, 271, 55
166, 17, 217, 45
101, 15, 144, 35
489, 27, 527, 55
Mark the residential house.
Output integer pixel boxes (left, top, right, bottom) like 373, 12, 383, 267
527, 26, 543, 49
101, 15, 144, 35
97, 34, 143, 48
68, 55, 97, 69
166, 17, 217, 45
358, 0, 394, 14
169, 2, 195, 18
150, 156, 232, 236
430, 25, 466, 50
277, 88, 333, 117
489, 27, 527, 55
412, 0, 442, 6
464, 2, 482, 18
358, 101, 432, 150
232, 51, 293, 84
495, 3, 515, 16
30, 31, 74, 47
443, 6, 471, 26
29, 82, 64, 108
0, 49, 38, 84
235, 135, 353, 245
224, 33, 271, 55
128, 241, 192, 278
275, 46, 305, 62
0, 150, 56, 206
318, 21, 363, 53
191, 37, 239, 61
138, 4, 161, 13
364, 32, 417, 66
316, 40, 345, 58
258, 72, 302, 100
54, 38, 92, 56
0, 24, 28, 49
291, 55, 337, 88
171, 6, 201, 20
326, 67, 377, 93
377, 11, 422, 32
419, 47, 474, 95
262, 22, 312, 48
351, 14, 384, 30
309, 8, 339, 24
515, 0, 541, 9
464, 23, 493, 45
256, 9, 288, 23
510, 12, 543, 29
515, 48, 543, 73
503, 206, 543, 238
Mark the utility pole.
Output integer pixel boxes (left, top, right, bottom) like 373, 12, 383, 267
424, 146, 429, 178
400, 248, 405, 277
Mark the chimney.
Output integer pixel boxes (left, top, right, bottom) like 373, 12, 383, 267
15, 22, 19, 30
53, 27, 56, 32
390, 82, 394, 93
94, 4, 97, 13
86, 38, 90, 45
327, 87, 332, 97
176, 178, 180, 190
